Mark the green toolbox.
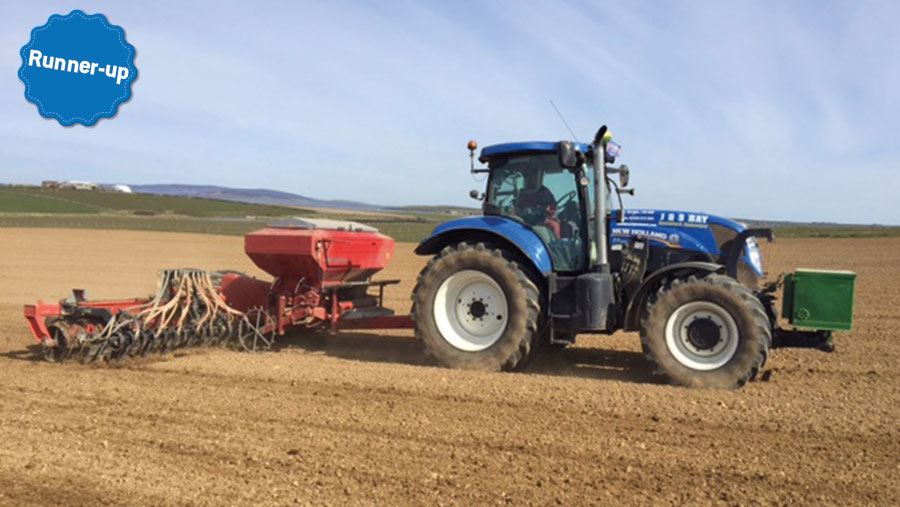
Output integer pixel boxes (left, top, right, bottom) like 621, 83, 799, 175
782, 269, 857, 331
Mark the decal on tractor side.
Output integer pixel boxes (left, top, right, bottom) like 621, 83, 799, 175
611, 227, 682, 249
659, 211, 709, 227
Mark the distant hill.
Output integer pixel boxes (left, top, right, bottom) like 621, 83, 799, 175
129, 184, 383, 211
392, 204, 479, 213
741, 218, 893, 228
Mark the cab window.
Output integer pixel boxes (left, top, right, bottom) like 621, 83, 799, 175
485, 153, 586, 271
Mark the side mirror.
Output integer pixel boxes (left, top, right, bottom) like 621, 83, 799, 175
469, 189, 483, 200
608, 164, 630, 188
618, 164, 629, 187
557, 141, 578, 168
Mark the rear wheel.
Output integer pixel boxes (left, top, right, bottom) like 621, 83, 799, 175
640, 273, 770, 388
412, 242, 541, 371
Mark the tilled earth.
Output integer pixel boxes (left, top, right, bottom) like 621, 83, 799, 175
0, 229, 897, 505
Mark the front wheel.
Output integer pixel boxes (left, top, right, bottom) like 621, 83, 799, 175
412, 242, 541, 371
640, 274, 770, 389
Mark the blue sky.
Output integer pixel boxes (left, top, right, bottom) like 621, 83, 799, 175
2, 1, 898, 224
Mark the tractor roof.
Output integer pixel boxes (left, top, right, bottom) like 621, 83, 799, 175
479, 141, 591, 162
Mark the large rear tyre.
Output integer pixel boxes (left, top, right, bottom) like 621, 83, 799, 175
640, 273, 770, 389
412, 242, 541, 371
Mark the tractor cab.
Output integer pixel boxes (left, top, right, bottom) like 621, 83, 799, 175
474, 139, 628, 273
477, 142, 595, 272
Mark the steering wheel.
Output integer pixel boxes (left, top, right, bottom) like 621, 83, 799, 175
555, 190, 576, 209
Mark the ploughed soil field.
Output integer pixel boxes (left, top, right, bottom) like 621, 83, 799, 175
0, 229, 898, 505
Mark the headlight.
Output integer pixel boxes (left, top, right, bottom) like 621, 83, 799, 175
746, 237, 763, 273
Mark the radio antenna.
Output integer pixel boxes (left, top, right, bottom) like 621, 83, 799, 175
550, 100, 578, 142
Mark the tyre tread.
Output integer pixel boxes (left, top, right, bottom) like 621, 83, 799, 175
411, 242, 541, 371
639, 273, 771, 388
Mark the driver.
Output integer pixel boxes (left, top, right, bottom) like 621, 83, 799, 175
515, 171, 561, 239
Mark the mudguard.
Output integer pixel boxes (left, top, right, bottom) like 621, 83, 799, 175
415, 216, 553, 273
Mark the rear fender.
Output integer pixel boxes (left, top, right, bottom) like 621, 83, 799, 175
623, 261, 724, 331
416, 216, 553, 274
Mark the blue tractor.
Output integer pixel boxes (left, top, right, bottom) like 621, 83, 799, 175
412, 126, 790, 388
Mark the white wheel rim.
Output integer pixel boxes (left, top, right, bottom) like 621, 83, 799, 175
665, 301, 739, 371
433, 270, 508, 352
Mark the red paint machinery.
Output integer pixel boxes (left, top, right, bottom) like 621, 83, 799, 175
24, 218, 413, 362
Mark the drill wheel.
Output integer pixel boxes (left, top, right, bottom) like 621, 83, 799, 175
238, 308, 276, 352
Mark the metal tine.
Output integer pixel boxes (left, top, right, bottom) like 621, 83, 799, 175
57, 268, 260, 363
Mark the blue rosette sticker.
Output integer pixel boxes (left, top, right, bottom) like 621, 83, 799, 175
18, 10, 137, 126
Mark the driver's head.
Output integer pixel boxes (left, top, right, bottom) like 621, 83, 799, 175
523, 170, 541, 189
